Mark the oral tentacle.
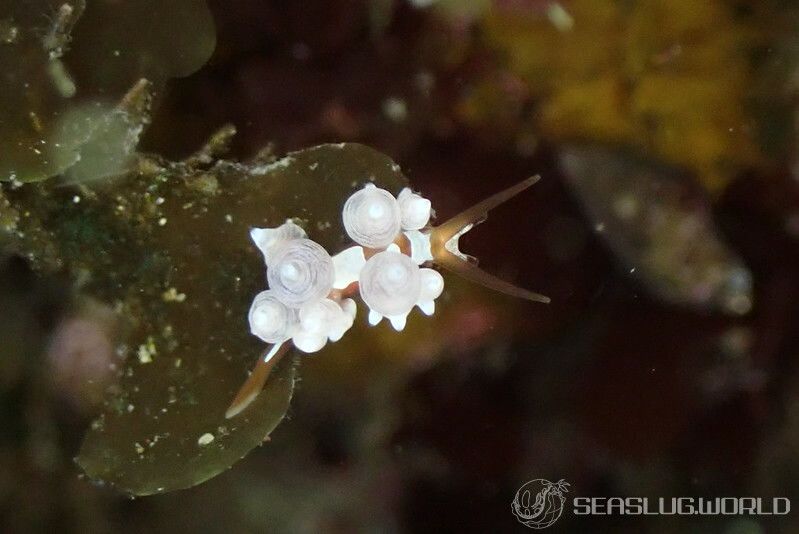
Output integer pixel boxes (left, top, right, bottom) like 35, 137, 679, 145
427, 175, 549, 303
435, 249, 551, 303
431, 175, 541, 249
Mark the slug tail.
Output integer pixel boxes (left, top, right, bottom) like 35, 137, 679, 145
225, 342, 289, 419
435, 249, 551, 303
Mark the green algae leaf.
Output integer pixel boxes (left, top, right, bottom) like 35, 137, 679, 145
72, 143, 409, 495
78, 353, 298, 496
0, 0, 214, 183
68, 0, 216, 90
53, 79, 155, 184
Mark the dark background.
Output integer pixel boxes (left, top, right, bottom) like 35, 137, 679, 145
3, 1, 799, 532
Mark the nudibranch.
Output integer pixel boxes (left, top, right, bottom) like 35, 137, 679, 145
225, 176, 549, 418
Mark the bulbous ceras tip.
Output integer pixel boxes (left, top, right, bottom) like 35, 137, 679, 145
398, 187, 432, 231
267, 238, 335, 308
294, 297, 356, 353
359, 246, 422, 330
248, 290, 297, 343
250, 219, 306, 265
342, 183, 402, 249
417, 268, 444, 315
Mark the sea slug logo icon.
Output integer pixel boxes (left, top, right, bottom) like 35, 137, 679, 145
511, 479, 570, 529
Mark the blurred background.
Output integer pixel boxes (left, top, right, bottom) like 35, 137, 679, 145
3, 0, 799, 532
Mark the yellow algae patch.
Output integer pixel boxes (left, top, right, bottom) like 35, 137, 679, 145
470, 0, 761, 192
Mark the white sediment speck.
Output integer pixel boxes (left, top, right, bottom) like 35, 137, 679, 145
162, 287, 186, 303
137, 338, 157, 364
198, 433, 215, 446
